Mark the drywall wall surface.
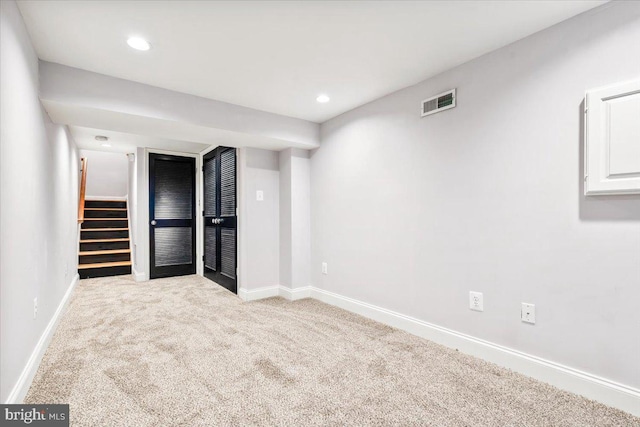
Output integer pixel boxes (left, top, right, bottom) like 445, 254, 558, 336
312, 1, 640, 389
240, 148, 280, 289
39, 61, 320, 150
290, 149, 311, 288
80, 149, 128, 198
0, 0, 79, 402
279, 150, 293, 288
127, 152, 139, 276
280, 148, 312, 289
133, 147, 148, 281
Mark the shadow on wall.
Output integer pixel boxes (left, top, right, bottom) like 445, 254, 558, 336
578, 100, 640, 221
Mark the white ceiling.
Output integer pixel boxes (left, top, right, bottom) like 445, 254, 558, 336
18, 1, 604, 123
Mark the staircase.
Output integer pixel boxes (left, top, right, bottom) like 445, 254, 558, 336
78, 200, 132, 279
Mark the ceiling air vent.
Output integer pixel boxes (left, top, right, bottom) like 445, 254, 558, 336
421, 89, 456, 117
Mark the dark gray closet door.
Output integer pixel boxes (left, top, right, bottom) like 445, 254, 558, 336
203, 147, 237, 293
149, 153, 196, 279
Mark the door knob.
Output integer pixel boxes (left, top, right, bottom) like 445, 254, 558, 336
151, 220, 157, 226
211, 218, 216, 224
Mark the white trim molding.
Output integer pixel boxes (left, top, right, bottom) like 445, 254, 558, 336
5, 274, 80, 404
279, 286, 312, 301
237, 284, 640, 417
132, 266, 147, 282
584, 79, 640, 195
238, 285, 280, 302
238, 285, 312, 302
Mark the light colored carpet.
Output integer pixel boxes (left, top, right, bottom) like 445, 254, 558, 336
25, 275, 638, 426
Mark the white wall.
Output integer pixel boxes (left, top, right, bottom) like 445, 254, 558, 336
279, 150, 292, 288
311, 0, 640, 392
133, 147, 148, 281
80, 149, 128, 199
126, 151, 139, 278
39, 61, 320, 150
1, 0, 79, 402
279, 148, 311, 290
239, 148, 280, 290
290, 150, 311, 289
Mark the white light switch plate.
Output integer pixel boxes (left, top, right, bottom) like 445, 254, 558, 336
256, 190, 264, 201
521, 303, 535, 324
469, 292, 483, 311
321, 262, 328, 275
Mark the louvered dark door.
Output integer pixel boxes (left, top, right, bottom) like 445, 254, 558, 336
203, 147, 237, 293
149, 153, 196, 279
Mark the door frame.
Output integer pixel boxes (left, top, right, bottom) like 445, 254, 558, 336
148, 152, 197, 279
134, 146, 241, 287
137, 148, 202, 281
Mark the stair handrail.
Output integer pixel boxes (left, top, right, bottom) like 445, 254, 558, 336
78, 157, 88, 224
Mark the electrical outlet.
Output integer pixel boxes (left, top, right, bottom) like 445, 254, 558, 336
34, 297, 38, 319
321, 262, 328, 275
469, 291, 483, 311
521, 303, 535, 324
256, 190, 264, 201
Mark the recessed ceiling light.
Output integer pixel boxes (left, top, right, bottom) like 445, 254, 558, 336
101, 143, 111, 147
95, 135, 109, 142
127, 37, 151, 51
316, 94, 330, 103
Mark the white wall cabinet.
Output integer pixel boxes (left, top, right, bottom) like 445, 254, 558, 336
585, 79, 640, 195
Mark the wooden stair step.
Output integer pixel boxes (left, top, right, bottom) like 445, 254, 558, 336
80, 238, 129, 243
79, 249, 131, 256
84, 208, 127, 211
84, 200, 127, 209
82, 228, 129, 232
78, 261, 132, 269
83, 218, 128, 221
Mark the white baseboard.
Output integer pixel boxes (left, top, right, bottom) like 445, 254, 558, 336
131, 266, 147, 282
238, 285, 280, 302
310, 287, 640, 417
279, 286, 312, 301
4, 273, 79, 404
238, 285, 313, 302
